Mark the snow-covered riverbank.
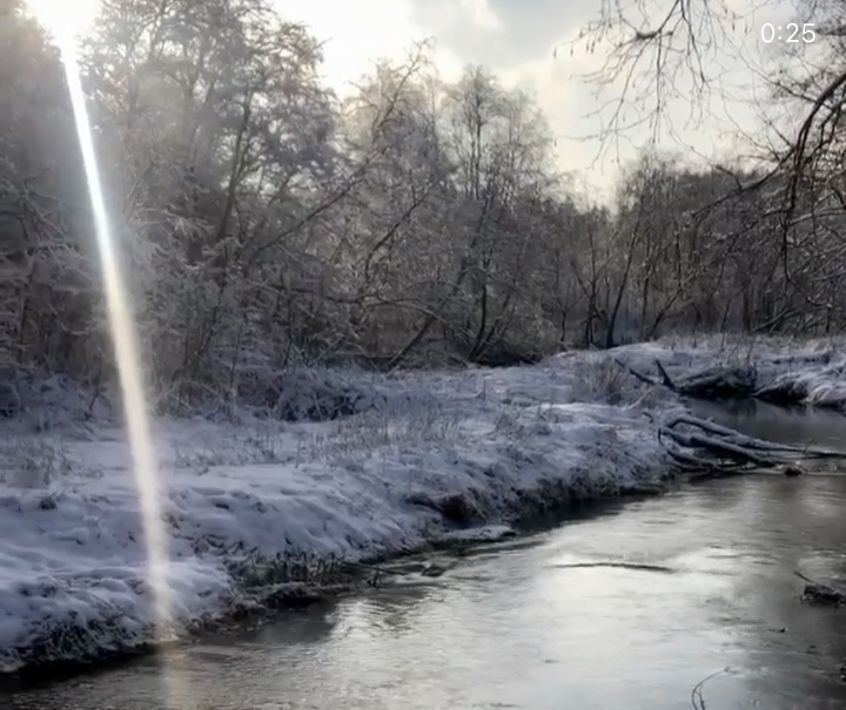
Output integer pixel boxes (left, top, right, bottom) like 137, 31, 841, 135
4, 335, 846, 673
0, 353, 670, 673
614, 336, 846, 408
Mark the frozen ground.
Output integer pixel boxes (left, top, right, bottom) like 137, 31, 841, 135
0, 354, 669, 673
3, 336, 846, 673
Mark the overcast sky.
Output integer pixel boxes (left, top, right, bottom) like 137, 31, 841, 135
275, 0, 796, 198
31, 0, 797, 198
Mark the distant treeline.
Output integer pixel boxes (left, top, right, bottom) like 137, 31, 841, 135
2, 0, 844, 409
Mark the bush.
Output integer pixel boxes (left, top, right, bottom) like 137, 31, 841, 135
0, 438, 71, 487
261, 369, 385, 422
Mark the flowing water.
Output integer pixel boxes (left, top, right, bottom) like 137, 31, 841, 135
6, 404, 846, 710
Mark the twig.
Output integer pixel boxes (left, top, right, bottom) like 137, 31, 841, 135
691, 668, 729, 710
655, 359, 676, 389
613, 358, 658, 386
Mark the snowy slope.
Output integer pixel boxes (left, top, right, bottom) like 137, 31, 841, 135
0, 356, 670, 672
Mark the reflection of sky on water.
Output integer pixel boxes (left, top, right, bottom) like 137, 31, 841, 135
9, 474, 846, 709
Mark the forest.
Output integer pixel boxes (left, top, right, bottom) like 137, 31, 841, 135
6, 2, 846, 694
3, 0, 846, 410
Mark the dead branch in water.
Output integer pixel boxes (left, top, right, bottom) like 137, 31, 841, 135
664, 415, 846, 459
795, 570, 846, 605
659, 414, 846, 478
613, 360, 846, 474
654, 359, 676, 389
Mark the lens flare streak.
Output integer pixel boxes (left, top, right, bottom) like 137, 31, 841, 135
48, 21, 172, 630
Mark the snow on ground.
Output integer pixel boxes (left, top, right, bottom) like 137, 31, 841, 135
610, 335, 846, 408
6, 335, 846, 672
0, 354, 671, 673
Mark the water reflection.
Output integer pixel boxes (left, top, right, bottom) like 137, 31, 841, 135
6, 476, 846, 710
689, 397, 846, 450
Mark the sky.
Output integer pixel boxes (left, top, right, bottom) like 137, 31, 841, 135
26, 0, 795, 199
277, 0, 664, 196
273, 0, 800, 198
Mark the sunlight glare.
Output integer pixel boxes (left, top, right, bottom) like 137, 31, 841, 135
26, 0, 98, 40
26, 0, 172, 631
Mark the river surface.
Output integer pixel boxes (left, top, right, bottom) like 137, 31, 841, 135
689, 398, 846, 451
6, 404, 846, 710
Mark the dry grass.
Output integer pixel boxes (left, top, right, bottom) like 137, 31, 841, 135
170, 402, 464, 472
172, 426, 290, 469
336, 405, 461, 448
571, 357, 668, 408
292, 403, 464, 466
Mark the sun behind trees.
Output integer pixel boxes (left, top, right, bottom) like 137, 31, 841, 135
2, 0, 844, 411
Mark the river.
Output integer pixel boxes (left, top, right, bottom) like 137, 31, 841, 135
5, 402, 846, 709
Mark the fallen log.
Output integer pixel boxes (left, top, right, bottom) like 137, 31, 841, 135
658, 414, 846, 476
614, 358, 758, 399
753, 379, 808, 405
613, 358, 658, 387
672, 365, 757, 398
662, 429, 779, 468
662, 415, 846, 459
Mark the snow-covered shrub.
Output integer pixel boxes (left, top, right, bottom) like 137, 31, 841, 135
0, 368, 112, 432
261, 368, 386, 422
0, 438, 71, 487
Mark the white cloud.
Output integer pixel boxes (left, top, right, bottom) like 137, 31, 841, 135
275, 0, 464, 93
496, 15, 772, 198
496, 30, 626, 195
278, 1, 627, 192
458, 0, 504, 32
276, 0, 416, 89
